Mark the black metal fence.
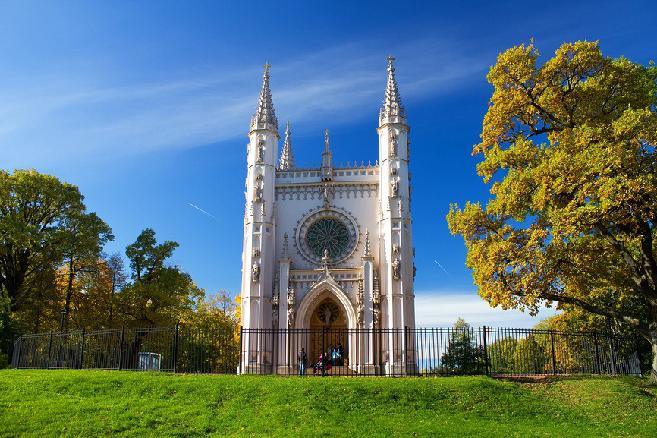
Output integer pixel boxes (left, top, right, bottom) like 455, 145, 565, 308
11, 325, 239, 374
11, 326, 641, 377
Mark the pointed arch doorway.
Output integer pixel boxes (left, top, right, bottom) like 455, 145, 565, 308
293, 275, 358, 375
308, 297, 348, 369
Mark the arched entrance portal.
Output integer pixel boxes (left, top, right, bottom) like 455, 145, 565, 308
293, 276, 359, 375
308, 297, 348, 368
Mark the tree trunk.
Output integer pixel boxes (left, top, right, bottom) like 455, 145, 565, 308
651, 330, 657, 383
63, 258, 76, 331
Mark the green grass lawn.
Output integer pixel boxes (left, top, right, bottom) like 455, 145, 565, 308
0, 370, 655, 437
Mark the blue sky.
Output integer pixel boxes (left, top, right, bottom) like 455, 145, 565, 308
2, 0, 656, 326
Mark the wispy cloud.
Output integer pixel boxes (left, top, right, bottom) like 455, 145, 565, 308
187, 203, 218, 221
414, 291, 559, 328
0, 38, 488, 168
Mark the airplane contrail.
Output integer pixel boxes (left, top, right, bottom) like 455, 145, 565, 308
434, 259, 450, 275
188, 203, 218, 221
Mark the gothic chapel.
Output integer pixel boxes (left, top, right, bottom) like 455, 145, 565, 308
240, 57, 416, 375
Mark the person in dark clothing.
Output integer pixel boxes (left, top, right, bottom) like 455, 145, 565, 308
297, 348, 308, 376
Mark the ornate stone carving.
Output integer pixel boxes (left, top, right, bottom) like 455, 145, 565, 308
379, 56, 406, 123
392, 258, 401, 280
390, 178, 399, 198
392, 243, 399, 256
363, 229, 371, 258
356, 276, 364, 327
282, 233, 289, 258
256, 139, 265, 163
389, 132, 398, 158
272, 279, 279, 325
372, 272, 381, 326
287, 286, 296, 329
251, 262, 260, 282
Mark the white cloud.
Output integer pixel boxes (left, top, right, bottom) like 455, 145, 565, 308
0, 38, 487, 168
414, 291, 559, 328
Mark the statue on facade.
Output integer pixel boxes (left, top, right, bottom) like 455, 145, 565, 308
389, 132, 398, 158
256, 139, 265, 162
287, 286, 296, 328
392, 258, 401, 280
272, 288, 279, 323
251, 262, 260, 282
373, 306, 380, 326
356, 277, 364, 327
390, 178, 399, 198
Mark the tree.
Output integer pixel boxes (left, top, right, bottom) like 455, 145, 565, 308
125, 228, 178, 283
119, 229, 202, 327
58, 212, 113, 330
447, 41, 657, 380
440, 318, 485, 375
105, 253, 126, 326
0, 170, 85, 311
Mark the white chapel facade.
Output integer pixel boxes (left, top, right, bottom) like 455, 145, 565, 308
239, 58, 415, 374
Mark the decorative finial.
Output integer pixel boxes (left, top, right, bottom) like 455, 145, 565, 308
321, 128, 333, 181
278, 121, 295, 170
283, 232, 289, 257
380, 55, 406, 124
363, 229, 371, 257
251, 62, 278, 133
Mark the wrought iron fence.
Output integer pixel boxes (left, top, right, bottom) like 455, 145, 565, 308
11, 325, 239, 374
11, 326, 641, 377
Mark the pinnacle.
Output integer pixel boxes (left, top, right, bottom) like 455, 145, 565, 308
379, 55, 406, 124
250, 63, 279, 133
278, 121, 295, 170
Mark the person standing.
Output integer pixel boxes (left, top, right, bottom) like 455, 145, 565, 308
297, 348, 308, 376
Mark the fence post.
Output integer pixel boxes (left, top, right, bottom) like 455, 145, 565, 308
550, 330, 557, 375
173, 323, 180, 373
482, 326, 490, 376
79, 328, 86, 369
13, 337, 22, 368
401, 326, 408, 374
239, 326, 243, 374
321, 326, 326, 377
118, 326, 125, 371
47, 331, 54, 369
593, 330, 601, 374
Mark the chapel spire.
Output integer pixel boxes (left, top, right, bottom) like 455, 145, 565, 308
250, 62, 279, 134
321, 128, 333, 181
278, 122, 295, 170
379, 56, 406, 126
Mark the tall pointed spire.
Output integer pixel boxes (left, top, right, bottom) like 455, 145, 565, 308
321, 128, 332, 181
250, 62, 279, 133
278, 121, 295, 170
379, 56, 406, 125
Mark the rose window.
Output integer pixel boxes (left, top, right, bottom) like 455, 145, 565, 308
306, 218, 351, 260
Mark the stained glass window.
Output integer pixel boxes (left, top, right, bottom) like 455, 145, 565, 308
305, 218, 351, 260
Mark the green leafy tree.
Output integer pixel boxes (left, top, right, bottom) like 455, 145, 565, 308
119, 229, 203, 327
58, 212, 113, 330
0, 170, 84, 310
440, 318, 485, 375
447, 41, 657, 380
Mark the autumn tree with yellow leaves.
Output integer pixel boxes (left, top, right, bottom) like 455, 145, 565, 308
447, 41, 657, 380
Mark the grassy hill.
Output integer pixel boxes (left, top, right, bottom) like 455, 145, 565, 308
0, 370, 655, 437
